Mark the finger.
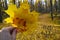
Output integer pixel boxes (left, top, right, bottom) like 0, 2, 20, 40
1, 26, 15, 35
2, 26, 14, 31
2, 26, 12, 30
12, 29, 17, 40
10, 28, 15, 35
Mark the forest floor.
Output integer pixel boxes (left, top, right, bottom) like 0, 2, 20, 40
39, 13, 60, 26
16, 13, 60, 40
0, 13, 60, 40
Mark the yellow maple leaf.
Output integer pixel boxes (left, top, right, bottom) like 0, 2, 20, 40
4, 4, 17, 23
4, 2, 39, 35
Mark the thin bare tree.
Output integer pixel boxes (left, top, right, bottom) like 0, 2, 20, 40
50, 0, 54, 20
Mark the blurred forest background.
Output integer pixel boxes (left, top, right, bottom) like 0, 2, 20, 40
0, 0, 60, 22
0, 0, 60, 40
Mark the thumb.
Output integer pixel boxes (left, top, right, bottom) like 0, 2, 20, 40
12, 29, 17, 40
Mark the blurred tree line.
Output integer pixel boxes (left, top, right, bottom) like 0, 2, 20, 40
29, 0, 60, 20
0, 0, 60, 22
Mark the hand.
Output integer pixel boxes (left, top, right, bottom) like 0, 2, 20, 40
0, 26, 17, 40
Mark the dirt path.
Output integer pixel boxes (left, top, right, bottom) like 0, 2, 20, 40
39, 14, 52, 25
38, 13, 60, 26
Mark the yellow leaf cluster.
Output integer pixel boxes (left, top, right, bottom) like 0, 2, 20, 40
4, 2, 39, 35
4, 4, 17, 23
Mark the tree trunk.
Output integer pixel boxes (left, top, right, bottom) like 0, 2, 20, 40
50, 0, 53, 20
0, 0, 3, 23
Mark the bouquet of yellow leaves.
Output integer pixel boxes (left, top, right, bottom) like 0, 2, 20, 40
3, 2, 39, 35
